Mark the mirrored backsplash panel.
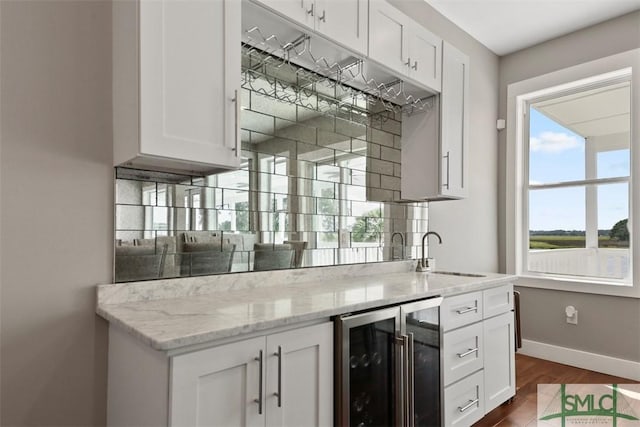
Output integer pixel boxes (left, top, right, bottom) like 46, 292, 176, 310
114, 53, 429, 282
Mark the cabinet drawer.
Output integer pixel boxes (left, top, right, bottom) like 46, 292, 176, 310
444, 370, 485, 427
442, 322, 483, 386
441, 291, 483, 331
483, 284, 513, 319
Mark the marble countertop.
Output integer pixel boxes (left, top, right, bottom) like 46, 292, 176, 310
96, 262, 516, 351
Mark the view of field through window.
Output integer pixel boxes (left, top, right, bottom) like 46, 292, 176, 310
526, 79, 631, 280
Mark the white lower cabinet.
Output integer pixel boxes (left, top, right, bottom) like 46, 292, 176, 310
265, 325, 334, 427
444, 370, 485, 427
442, 284, 515, 427
483, 312, 516, 413
442, 322, 484, 386
107, 322, 333, 427
171, 322, 333, 427
171, 337, 265, 426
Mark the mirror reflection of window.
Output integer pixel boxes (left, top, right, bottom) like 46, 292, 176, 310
113, 46, 433, 282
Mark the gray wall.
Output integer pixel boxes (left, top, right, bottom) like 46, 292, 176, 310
0, 0, 497, 424
518, 287, 640, 361
498, 11, 640, 362
390, 0, 501, 273
0, 1, 112, 425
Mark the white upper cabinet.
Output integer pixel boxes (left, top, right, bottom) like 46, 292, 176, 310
257, 0, 314, 29
315, 0, 368, 55
440, 41, 470, 198
255, 0, 368, 55
401, 40, 469, 201
406, 26, 442, 91
113, 0, 241, 175
368, 0, 406, 75
369, 0, 441, 92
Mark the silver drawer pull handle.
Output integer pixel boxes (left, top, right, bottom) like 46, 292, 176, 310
232, 90, 239, 153
274, 346, 282, 407
457, 347, 479, 358
443, 151, 450, 189
456, 306, 477, 314
458, 398, 479, 413
254, 351, 263, 414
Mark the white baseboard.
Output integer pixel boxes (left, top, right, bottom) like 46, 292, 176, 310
519, 339, 640, 381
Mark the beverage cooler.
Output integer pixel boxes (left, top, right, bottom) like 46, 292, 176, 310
335, 297, 443, 427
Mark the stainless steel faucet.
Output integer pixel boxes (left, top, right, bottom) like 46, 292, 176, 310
390, 232, 405, 260
416, 231, 442, 272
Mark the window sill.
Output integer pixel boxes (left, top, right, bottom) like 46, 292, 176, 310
515, 273, 639, 298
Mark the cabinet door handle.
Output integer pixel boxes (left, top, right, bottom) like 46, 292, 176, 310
405, 57, 412, 68
457, 347, 479, 358
458, 398, 479, 413
254, 350, 263, 414
456, 305, 477, 315
395, 333, 405, 427
307, 3, 314, 16
273, 346, 282, 407
232, 89, 239, 153
443, 151, 450, 189
318, 9, 326, 22
401, 334, 410, 427
407, 333, 415, 427
412, 60, 418, 71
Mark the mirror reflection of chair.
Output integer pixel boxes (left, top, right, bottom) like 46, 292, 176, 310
180, 242, 236, 277
114, 243, 168, 282
134, 236, 178, 278
283, 240, 308, 268
253, 243, 295, 271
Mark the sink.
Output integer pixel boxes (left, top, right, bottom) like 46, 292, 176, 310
431, 271, 486, 278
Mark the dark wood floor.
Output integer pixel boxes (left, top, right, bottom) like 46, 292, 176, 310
472, 354, 635, 427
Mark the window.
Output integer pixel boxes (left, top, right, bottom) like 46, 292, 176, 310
522, 75, 631, 283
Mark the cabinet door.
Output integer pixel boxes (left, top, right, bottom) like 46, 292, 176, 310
315, 0, 368, 55
170, 337, 265, 427
368, 0, 408, 76
406, 26, 441, 91
256, 0, 314, 30
440, 41, 469, 198
483, 312, 516, 413
266, 322, 333, 427
139, 0, 240, 170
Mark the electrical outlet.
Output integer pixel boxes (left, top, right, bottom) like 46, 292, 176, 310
565, 305, 578, 325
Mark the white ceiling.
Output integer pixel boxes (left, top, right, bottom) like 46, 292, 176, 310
424, 0, 640, 56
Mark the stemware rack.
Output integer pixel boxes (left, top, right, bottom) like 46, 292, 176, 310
241, 26, 436, 118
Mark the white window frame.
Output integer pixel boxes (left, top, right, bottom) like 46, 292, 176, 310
505, 49, 640, 298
